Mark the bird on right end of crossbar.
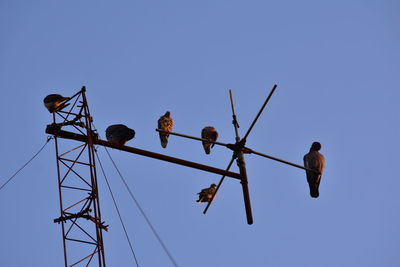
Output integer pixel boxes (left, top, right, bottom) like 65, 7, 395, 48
303, 142, 325, 198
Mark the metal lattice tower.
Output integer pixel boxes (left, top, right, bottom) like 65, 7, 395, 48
48, 87, 106, 267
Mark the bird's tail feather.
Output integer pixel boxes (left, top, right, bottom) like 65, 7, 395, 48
203, 142, 211, 154
310, 183, 319, 198
160, 134, 168, 148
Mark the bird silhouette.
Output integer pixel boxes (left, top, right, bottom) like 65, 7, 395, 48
43, 94, 70, 113
105, 124, 135, 145
201, 126, 219, 154
196, 184, 217, 203
158, 111, 174, 148
303, 142, 325, 198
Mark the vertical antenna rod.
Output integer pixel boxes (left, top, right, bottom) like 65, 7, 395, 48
229, 89, 253, 225
229, 90, 240, 142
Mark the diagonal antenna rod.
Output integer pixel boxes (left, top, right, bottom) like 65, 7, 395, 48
203, 155, 236, 214
242, 84, 277, 142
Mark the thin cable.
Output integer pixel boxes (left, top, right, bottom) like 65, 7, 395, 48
94, 150, 140, 267
92, 122, 178, 267
0, 136, 53, 191
104, 147, 179, 267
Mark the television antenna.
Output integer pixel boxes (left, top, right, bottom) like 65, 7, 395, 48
45, 85, 317, 266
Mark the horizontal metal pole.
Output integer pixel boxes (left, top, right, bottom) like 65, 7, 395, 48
46, 127, 241, 179
65, 237, 97, 246
246, 148, 320, 174
61, 185, 92, 192
59, 157, 92, 166
156, 129, 228, 147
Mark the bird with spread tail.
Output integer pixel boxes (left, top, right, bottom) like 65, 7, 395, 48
303, 142, 325, 198
105, 124, 135, 145
201, 126, 219, 154
158, 111, 174, 148
196, 184, 217, 203
43, 94, 70, 113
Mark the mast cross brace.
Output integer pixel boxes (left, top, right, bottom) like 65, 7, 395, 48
54, 208, 109, 232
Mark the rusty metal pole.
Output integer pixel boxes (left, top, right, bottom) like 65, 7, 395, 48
45, 128, 242, 180
81, 88, 106, 266
236, 151, 253, 225
53, 113, 68, 267
229, 89, 253, 225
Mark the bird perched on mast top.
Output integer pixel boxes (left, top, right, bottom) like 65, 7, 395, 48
158, 111, 174, 148
201, 126, 219, 154
43, 94, 70, 113
303, 142, 325, 198
196, 184, 217, 203
105, 124, 135, 145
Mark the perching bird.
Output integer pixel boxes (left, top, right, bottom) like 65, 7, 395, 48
158, 111, 174, 148
201, 126, 219, 154
43, 94, 70, 113
105, 124, 135, 145
196, 184, 217, 203
303, 142, 325, 198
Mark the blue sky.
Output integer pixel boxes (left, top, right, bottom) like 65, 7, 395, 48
0, 1, 399, 266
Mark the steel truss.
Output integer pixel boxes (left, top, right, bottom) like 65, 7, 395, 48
49, 87, 106, 267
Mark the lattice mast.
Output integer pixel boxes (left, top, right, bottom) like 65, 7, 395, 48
49, 87, 106, 267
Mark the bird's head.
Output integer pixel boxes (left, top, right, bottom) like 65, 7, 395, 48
311, 142, 322, 151
210, 184, 217, 188
165, 111, 171, 117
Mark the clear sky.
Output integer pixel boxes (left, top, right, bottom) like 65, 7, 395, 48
1, 1, 399, 266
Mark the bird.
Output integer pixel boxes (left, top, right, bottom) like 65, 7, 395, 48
201, 126, 219, 154
196, 184, 217, 203
43, 94, 70, 113
105, 124, 135, 145
303, 142, 325, 198
157, 111, 174, 148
